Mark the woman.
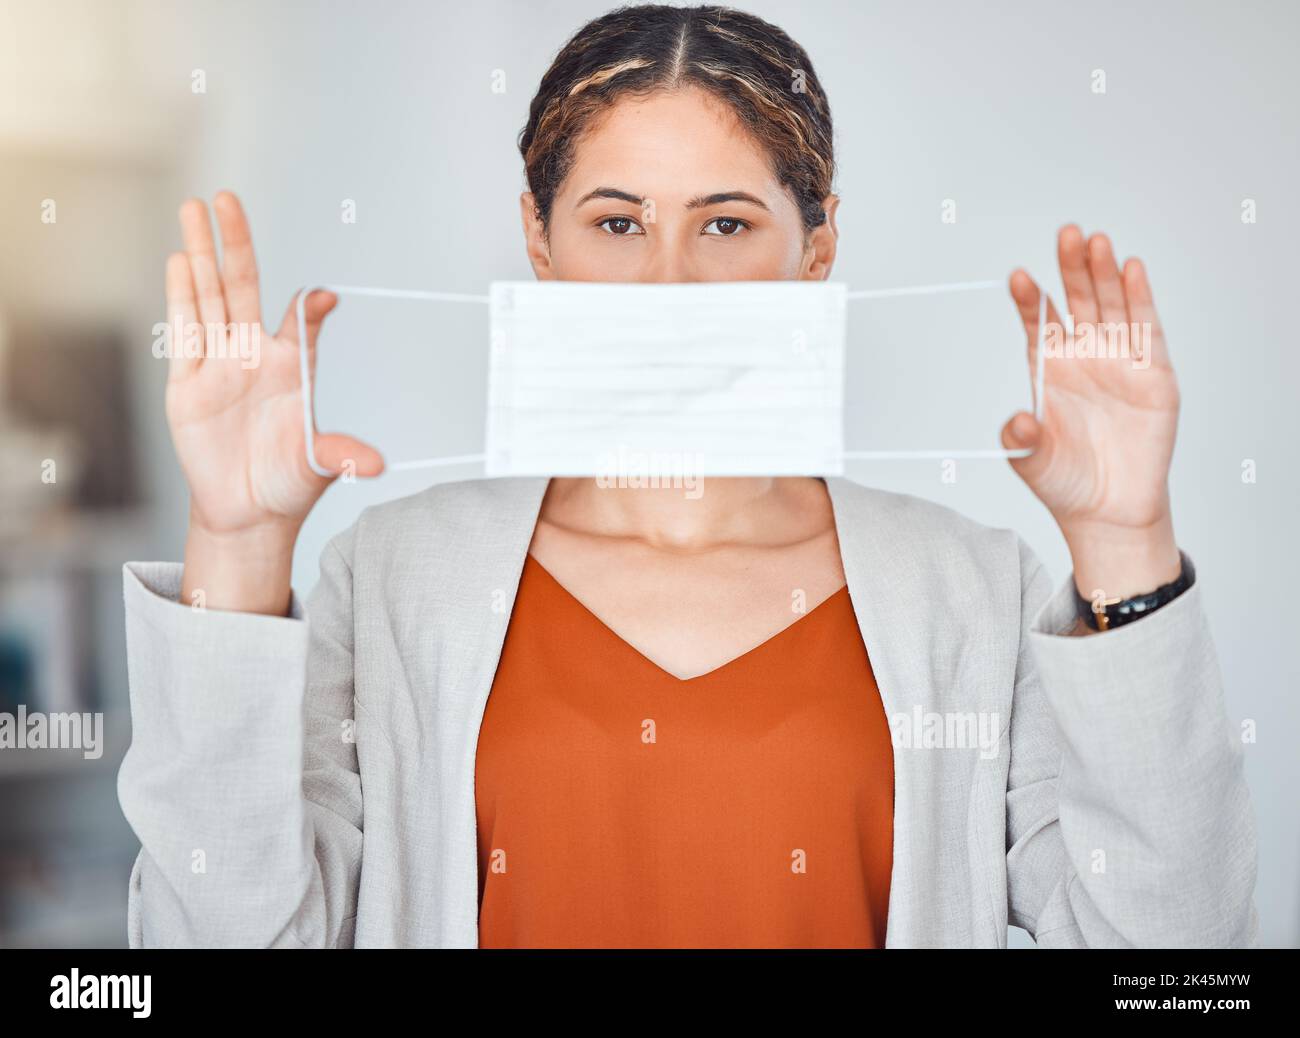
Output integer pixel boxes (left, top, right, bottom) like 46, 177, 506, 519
118, 4, 1256, 948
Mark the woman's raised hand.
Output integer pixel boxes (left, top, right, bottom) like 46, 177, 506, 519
165, 191, 383, 613
1001, 225, 1183, 604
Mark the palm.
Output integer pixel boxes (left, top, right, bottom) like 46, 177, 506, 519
163, 193, 382, 535
1002, 227, 1179, 532
167, 368, 312, 527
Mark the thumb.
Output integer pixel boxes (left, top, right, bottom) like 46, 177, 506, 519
1000, 410, 1049, 480
313, 433, 386, 479
278, 289, 339, 351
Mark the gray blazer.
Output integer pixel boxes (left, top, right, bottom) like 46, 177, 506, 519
116, 476, 1258, 947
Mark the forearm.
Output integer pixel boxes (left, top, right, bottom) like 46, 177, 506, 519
1014, 558, 1258, 946
119, 558, 362, 947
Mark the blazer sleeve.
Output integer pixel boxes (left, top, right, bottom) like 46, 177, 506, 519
1004, 538, 1258, 947
116, 529, 363, 948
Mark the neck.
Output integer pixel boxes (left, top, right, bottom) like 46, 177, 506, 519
541, 476, 832, 553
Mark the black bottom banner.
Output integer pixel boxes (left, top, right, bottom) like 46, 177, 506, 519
2, 947, 1290, 1024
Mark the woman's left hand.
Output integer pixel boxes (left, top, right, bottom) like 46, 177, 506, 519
1001, 225, 1183, 604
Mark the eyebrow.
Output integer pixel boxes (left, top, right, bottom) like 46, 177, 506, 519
573, 187, 771, 212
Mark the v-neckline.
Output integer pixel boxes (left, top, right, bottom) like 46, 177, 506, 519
523, 552, 850, 685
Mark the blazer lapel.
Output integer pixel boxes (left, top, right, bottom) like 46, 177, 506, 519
823, 475, 970, 947
422, 475, 550, 946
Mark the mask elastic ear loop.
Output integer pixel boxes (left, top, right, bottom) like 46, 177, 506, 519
296, 284, 490, 477
841, 277, 1046, 461
845, 278, 1003, 301
1034, 289, 1048, 423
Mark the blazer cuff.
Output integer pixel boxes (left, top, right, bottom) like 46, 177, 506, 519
1028, 552, 1203, 641
1026, 553, 1215, 720
122, 560, 306, 625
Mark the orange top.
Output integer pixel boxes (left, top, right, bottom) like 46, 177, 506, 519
474, 553, 894, 948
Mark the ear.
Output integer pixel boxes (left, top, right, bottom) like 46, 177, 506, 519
800, 194, 840, 281
519, 192, 556, 280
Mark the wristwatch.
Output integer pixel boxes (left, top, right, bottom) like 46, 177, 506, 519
1074, 551, 1195, 631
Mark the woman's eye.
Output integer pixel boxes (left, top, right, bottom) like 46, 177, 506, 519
703, 217, 748, 236
598, 216, 645, 235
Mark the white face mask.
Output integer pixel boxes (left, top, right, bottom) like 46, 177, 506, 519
484, 280, 846, 479
297, 278, 1041, 479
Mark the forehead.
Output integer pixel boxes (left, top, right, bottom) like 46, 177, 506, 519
558, 86, 785, 204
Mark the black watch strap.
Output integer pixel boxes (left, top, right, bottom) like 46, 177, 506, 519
1075, 551, 1195, 631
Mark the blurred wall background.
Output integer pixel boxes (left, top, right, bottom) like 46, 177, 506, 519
0, 0, 1295, 947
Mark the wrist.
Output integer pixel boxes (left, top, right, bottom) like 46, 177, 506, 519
1061, 511, 1182, 603
182, 517, 299, 616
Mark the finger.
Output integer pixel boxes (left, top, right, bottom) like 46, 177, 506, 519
1000, 410, 1050, 481
164, 252, 201, 381
213, 190, 261, 326
1087, 232, 1127, 327
277, 289, 339, 353
1009, 271, 1068, 409
1009, 269, 1043, 399
1122, 257, 1171, 368
1057, 224, 1098, 326
179, 198, 228, 330
1042, 292, 1069, 401
313, 433, 386, 479
1009, 268, 1041, 343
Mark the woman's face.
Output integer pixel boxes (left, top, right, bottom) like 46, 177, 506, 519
521, 86, 838, 283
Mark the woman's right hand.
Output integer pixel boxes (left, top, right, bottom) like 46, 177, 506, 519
166, 191, 383, 614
